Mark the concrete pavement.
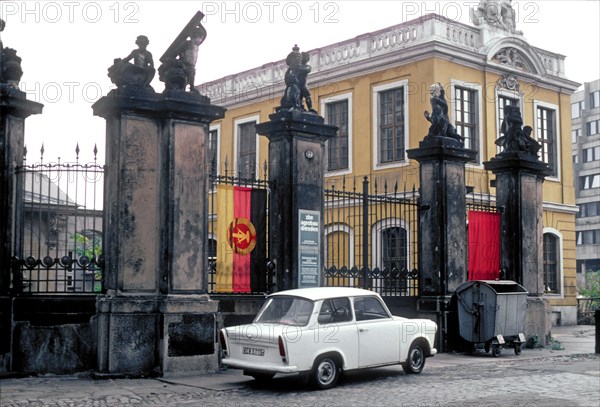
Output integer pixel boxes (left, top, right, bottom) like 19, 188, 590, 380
0, 325, 598, 406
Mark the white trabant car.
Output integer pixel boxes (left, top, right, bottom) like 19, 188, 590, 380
219, 287, 437, 389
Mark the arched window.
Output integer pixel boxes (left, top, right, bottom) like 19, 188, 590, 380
543, 232, 560, 294
382, 227, 407, 271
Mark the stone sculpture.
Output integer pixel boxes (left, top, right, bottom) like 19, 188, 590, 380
495, 104, 541, 158
107, 35, 155, 89
0, 19, 24, 89
158, 11, 206, 92
278, 45, 315, 112
424, 83, 463, 142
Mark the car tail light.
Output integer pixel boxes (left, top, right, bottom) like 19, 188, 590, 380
278, 336, 286, 358
219, 331, 228, 353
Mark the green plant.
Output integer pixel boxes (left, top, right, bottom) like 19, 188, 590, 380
547, 336, 564, 351
525, 334, 542, 349
72, 233, 102, 260
580, 270, 600, 298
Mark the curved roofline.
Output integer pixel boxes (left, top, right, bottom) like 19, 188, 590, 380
485, 36, 547, 76
270, 287, 378, 301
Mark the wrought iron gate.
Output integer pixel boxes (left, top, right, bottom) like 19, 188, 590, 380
11, 146, 104, 294
323, 176, 420, 297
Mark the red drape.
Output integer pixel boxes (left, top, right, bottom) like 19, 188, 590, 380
468, 210, 501, 281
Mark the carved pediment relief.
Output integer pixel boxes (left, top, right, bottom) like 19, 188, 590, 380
492, 47, 534, 72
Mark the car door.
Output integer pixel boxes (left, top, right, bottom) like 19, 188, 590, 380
353, 296, 400, 367
316, 297, 359, 369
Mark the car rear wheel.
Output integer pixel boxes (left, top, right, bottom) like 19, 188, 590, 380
402, 342, 426, 374
310, 355, 340, 390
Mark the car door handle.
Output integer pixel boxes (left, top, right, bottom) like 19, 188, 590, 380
359, 328, 369, 332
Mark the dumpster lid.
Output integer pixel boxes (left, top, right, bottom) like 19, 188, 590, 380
456, 280, 528, 294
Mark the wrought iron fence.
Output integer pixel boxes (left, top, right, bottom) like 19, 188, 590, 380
323, 176, 420, 297
207, 161, 272, 294
11, 145, 104, 294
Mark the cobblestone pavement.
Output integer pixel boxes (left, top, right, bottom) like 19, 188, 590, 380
1, 326, 599, 407
1, 353, 598, 407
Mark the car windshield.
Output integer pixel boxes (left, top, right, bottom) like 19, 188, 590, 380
254, 297, 314, 326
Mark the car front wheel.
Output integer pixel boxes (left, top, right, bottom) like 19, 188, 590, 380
310, 355, 340, 389
402, 342, 426, 374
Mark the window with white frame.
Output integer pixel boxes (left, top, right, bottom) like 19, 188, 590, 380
579, 173, 600, 189
587, 119, 599, 136
572, 128, 581, 143
536, 104, 558, 177
543, 232, 560, 294
234, 117, 259, 179
453, 84, 481, 163
324, 99, 350, 171
571, 101, 583, 119
208, 126, 219, 180
583, 146, 600, 163
372, 81, 408, 168
590, 90, 600, 109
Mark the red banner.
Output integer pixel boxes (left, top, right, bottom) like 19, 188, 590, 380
468, 210, 501, 281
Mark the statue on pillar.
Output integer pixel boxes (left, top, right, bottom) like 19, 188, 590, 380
495, 104, 541, 158
471, 0, 520, 34
277, 45, 316, 113
158, 11, 206, 92
423, 83, 463, 142
0, 19, 24, 89
107, 35, 155, 89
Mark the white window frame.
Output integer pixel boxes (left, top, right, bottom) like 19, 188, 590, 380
233, 115, 260, 179
450, 79, 484, 166
542, 227, 564, 299
371, 218, 411, 270
321, 92, 353, 177
533, 100, 561, 182
208, 123, 221, 178
324, 223, 355, 267
372, 80, 409, 170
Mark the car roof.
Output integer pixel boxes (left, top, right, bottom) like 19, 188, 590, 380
268, 287, 380, 301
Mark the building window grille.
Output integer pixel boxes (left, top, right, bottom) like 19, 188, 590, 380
543, 233, 559, 294
378, 87, 405, 164
455, 86, 479, 162
208, 129, 219, 179
326, 100, 349, 171
536, 106, 557, 176
237, 121, 256, 179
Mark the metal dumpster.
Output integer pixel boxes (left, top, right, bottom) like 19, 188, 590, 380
454, 280, 528, 357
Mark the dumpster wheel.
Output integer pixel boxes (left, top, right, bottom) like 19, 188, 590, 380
514, 343, 522, 355
492, 345, 501, 357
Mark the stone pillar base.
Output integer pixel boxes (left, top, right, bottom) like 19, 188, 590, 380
97, 295, 218, 376
524, 296, 551, 346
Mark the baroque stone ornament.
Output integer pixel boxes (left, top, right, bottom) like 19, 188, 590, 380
471, 0, 520, 34
493, 47, 530, 71
0, 19, 24, 89
158, 11, 206, 92
277, 45, 316, 113
423, 83, 463, 143
495, 104, 541, 158
497, 73, 520, 92
108, 35, 155, 89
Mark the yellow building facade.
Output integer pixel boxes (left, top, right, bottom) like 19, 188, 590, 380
200, 12, 580, 324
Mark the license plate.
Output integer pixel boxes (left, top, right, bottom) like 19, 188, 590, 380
242, 347, 265, 357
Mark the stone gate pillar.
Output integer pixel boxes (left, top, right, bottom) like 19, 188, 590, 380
257, 109, 337, 291
407, 82, 476, 351
92, 87, 224, 376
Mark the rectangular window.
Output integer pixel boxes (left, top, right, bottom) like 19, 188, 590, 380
378, 87, 405, 164
326, 100, 349, 171
579, 174, 600, 189
587, 120, 599, 136
578, 201, 600, 218
590, 90, 600, 109
497, 95, 518, 151
583, 146, 600, 163
455, 86, 479, 162
237, 121, 256, 179
536, 106, 557, 176
572, 129, 580, 143
543, 234, 559, 293
578, 230, 600, 245
571, 101, 583, 119
573, 154, 578, 164
208, 129, 218, 180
